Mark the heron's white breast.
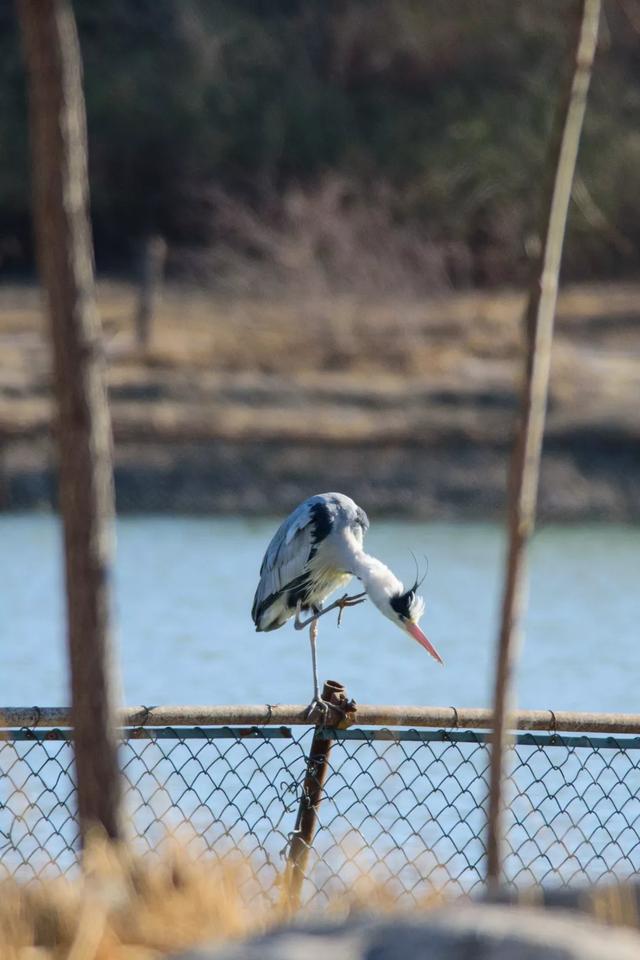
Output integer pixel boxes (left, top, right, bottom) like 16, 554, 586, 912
307, 557, 352, 605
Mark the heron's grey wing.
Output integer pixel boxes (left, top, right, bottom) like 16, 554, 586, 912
251, 501, 316, 625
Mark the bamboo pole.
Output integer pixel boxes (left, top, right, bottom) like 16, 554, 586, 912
17, 0, 123, 843
486, 0, 601, 889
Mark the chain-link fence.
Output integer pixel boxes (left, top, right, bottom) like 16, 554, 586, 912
2, 713, 640, 906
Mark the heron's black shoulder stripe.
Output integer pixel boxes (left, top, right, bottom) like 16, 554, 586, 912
252, 572, 313, 626
286, 573, 313, 610
252, 592, 274, 625
309, 500, 333, 545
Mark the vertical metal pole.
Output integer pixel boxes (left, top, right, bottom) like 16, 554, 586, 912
486, 0, 600, 889
284, 680, 355, 912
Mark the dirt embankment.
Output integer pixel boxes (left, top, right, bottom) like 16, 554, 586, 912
0, 282, 638, 519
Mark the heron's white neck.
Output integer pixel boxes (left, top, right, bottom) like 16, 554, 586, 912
347, 548, 404, 611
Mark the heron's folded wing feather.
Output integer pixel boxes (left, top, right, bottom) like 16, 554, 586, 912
252, 501, 316, 622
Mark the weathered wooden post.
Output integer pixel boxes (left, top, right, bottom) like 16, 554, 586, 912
134, 233, 167, 349
17, 0, 123, 843
486, 0, 600, 889
284, 680, 356, 912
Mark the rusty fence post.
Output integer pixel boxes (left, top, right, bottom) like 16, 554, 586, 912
284, 680, 355, 912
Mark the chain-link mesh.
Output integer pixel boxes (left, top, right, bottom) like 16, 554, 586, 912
2, 724, 640, 904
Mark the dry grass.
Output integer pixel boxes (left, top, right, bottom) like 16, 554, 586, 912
0, 279, 638, 460
97, 281, 640, 382
0, 837, 269, 960
1, 279, 639, 377
0, 835, 445, 960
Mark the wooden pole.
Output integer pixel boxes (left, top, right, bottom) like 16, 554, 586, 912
486, 0, 601, 889
134, 234, 166, 349
17, 0, 123, 843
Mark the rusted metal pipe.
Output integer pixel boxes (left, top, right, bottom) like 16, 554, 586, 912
3, 704, 640, 735
284, 681, 356, 912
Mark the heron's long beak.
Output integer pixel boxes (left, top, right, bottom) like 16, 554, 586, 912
404, 620, 444, 665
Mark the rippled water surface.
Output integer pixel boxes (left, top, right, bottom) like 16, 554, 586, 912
2, 514, 638, 713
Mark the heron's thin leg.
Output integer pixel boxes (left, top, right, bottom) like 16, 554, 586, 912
309, 619, 320, 704
305, 618, 330, 722
294, 591, 367, 631
295, 597, 364, 723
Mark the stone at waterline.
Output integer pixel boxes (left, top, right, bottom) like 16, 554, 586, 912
172, 903, 640, 960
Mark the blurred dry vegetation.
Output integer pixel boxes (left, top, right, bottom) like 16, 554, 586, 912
0, 836, 437, 959
0, 844, 273, 959
1, 279, 638, 426
1, 279, 638, 518
1, 842, 263, 960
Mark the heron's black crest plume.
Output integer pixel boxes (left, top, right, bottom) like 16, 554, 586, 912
389, 553, 428, 621
408, 551, 429, 593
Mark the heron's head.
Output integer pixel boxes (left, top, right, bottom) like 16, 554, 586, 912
385, 581, 443, 665
353, 551, 443, 665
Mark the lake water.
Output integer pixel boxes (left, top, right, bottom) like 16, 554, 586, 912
2, 514, 638, 714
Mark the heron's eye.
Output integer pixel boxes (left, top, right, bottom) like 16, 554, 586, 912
389, 589, 414, 620
390, 586, 425, 622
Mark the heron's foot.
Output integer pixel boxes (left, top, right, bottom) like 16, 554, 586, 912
294, 591, 366, 631
304, 695, 357, 725
304, 697, 333, 724
335, 591, 367, 626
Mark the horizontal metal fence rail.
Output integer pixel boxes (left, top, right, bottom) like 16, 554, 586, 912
4, 704, 640, 734
2, 705, 640, 906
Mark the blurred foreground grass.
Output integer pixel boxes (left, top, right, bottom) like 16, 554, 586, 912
0, 835, 440, 959
1, 838, 266, 960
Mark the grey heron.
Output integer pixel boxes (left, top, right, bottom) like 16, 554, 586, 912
252, 492, 443, 719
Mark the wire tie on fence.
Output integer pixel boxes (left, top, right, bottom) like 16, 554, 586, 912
31, 706, 42, 728
280, 827, 301, 860
278, 778, 300, 811
129, 705, 152, 739
449, 706, 459, 728
264, 703, 274, 724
